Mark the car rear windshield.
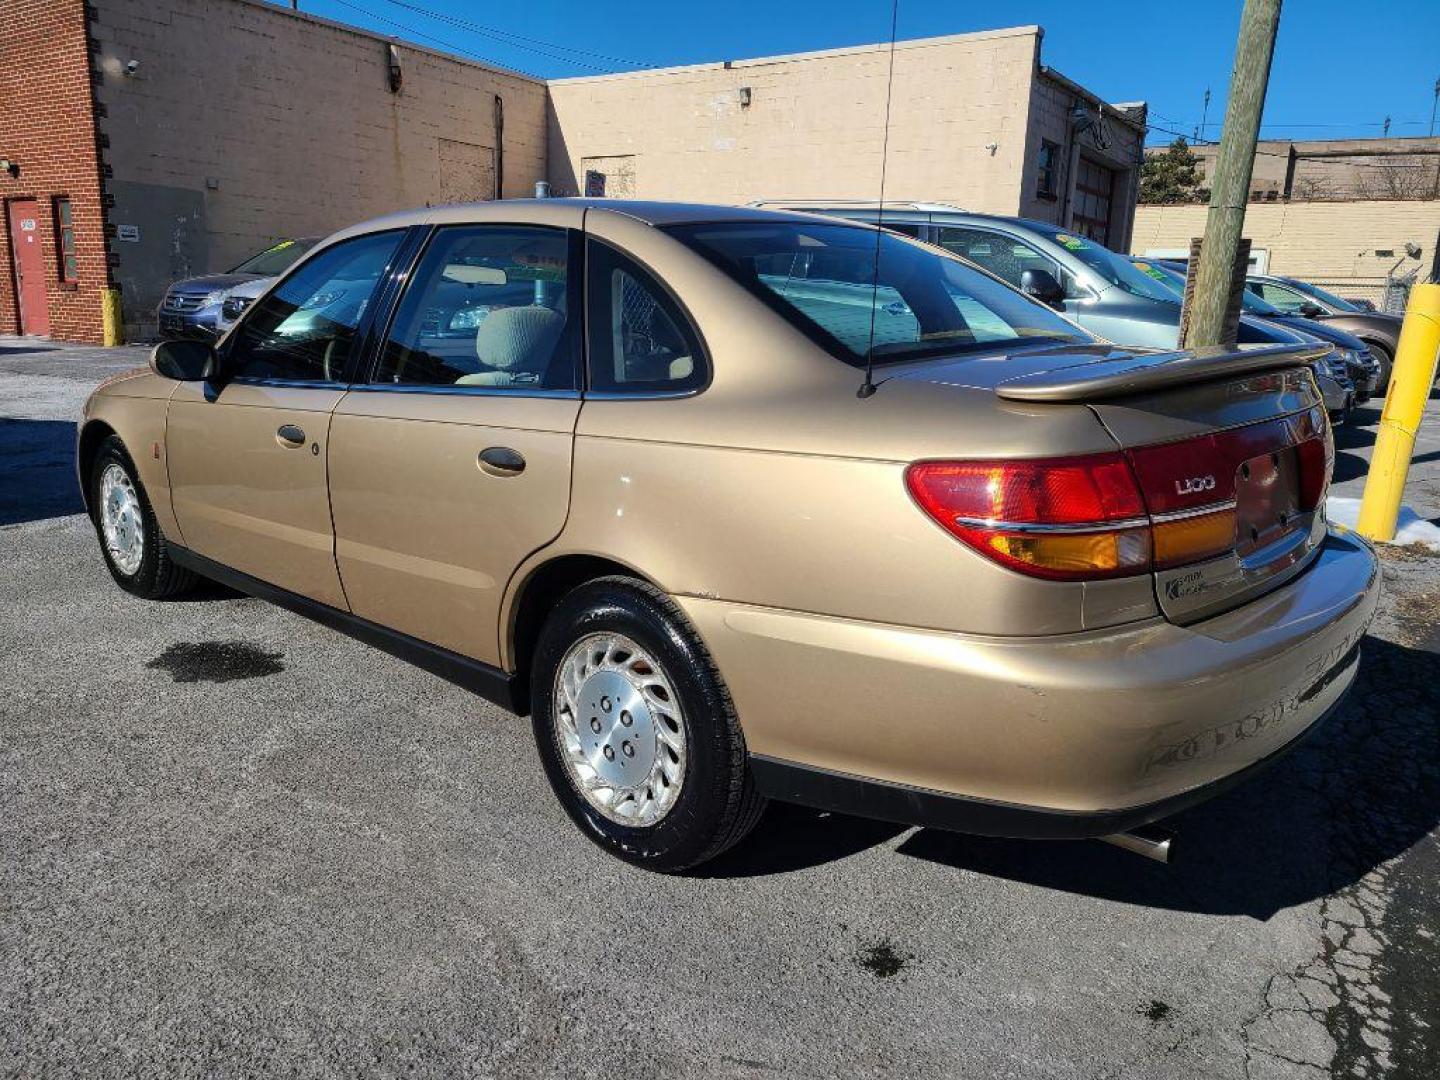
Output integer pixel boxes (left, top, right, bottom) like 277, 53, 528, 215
230, 238, 317, 276
664, 221, 1090, 366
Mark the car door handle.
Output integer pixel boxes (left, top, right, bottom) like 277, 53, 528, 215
276, 424, 306, 448
478, 447, 526, 476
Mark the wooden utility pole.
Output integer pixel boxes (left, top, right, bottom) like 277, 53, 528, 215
1185, 0, 1283, 348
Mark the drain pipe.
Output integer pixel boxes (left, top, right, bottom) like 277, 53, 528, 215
1100, 825, 1175, 864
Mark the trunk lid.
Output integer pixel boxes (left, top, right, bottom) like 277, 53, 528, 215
897, 342, 1335, 624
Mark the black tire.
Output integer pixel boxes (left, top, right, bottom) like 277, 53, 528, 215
1364, 341, 1393, 394
530, 576, 765, 872
90, 435, 198, 600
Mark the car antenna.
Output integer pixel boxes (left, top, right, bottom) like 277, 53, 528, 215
858, 0, 900, 400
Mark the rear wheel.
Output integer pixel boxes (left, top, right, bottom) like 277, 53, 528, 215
90, 435, 198, 599
530, 577, 764, 872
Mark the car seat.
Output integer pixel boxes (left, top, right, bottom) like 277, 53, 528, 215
455, 305, 565, 386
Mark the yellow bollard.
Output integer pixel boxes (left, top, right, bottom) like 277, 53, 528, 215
1356, 282, 1440, 542
100, 287, 124, 347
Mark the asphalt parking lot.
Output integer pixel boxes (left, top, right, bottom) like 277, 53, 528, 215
2, 336, 1438, 1079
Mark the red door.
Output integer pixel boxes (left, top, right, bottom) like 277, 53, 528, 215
7, 200, 50, 337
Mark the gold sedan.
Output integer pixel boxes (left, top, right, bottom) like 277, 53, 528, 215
79, 201, 1379, 871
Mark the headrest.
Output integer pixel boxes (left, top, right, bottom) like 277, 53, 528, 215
475, 305, 565, 372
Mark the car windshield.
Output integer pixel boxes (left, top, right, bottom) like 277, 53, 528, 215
230, 238, 317, 276
1287, 278, 1364, 313
1131, 259, 1284, 316
1025, 226, 1179, 303
664, 221, 1091, 366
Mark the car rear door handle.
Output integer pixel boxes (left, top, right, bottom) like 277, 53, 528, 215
276, 424, 306, 448
478, 447, 526, 476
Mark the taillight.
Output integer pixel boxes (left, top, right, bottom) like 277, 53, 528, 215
905, 455, 1152, 580
907, 406, 1332, 582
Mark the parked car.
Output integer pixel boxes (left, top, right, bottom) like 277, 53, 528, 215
1129, 258, 1377, 410
81, 201, 1378, 872
760, 202, 1356, 419
760, 202, 1322, 349
1241, 273, 1404, 387
157, 236, 318, 341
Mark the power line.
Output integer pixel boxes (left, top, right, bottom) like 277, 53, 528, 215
374, 0, 652, 70
326, 0, 536, 71
326, 0, 642, 74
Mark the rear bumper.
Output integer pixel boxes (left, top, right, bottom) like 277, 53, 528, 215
679, 530, 1379, 834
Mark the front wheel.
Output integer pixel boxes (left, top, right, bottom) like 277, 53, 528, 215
530, 577, 765, 872
90, 435, 197, 599
1365, 342, 1393, 394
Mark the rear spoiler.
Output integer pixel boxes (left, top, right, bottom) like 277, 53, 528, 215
995, 343, 1329, 403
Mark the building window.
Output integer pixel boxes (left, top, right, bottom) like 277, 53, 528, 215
54, 197, 78, 282
1036, 140, 1060, 200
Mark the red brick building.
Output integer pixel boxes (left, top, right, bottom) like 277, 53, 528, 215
0, 0, 113, 343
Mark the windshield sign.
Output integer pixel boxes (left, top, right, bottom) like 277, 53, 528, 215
1030, 226, 1179, 303
231, 238, 317, 277
1131, 259, 1282, 316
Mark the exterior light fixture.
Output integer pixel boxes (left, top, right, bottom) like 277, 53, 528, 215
387, 44, 403, 93
739, 87, 752, 108
0, 158, 18, 179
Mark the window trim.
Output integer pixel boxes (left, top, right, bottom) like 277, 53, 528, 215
219, 227, 409, 388
356, 222, 584, 396
582, 236, 712, 399
53, 196, 78, 283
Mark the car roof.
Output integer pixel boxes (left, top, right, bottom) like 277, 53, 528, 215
335, 199, 841, 238
751, 201, 1071, 234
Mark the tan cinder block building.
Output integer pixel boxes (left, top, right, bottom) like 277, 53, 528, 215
1132, 200, 1440, 307
91, 0, 548, 337
548, 28, 1145, 245
2, 1, 1144, 342
1178, 136, 1440, 202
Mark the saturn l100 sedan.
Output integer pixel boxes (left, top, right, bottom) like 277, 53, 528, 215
79, 200, 1379, 872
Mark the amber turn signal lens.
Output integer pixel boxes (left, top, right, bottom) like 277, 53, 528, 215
985, 527, 1151, 579
1152, 509, 1237, 570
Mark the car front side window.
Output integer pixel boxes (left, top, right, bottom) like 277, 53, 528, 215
226, 231, 403, 383
1258, 282, 1309, 313
936, 226, 1077, 297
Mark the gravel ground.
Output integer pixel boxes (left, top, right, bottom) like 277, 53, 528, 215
2, 337, 1438, 1079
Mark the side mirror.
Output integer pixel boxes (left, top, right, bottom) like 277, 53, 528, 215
150, 338, 219, 382
1298, 301, 1324, 318
1020, 267, 1066, 308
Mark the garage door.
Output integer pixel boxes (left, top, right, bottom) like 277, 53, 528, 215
1072, 158, 1115, 246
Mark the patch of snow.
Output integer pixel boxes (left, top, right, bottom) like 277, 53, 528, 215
1326, 496, 1440, 550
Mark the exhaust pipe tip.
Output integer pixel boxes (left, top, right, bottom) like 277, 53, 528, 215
1100, 824, 1175, 864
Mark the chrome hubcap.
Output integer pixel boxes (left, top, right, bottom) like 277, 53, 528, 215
99, 463, 144, 576
554, 633, 686, 826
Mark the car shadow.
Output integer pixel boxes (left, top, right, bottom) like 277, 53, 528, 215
0, 418, 84, 526
693, 802, 909, 878
716, 636, 1439, 918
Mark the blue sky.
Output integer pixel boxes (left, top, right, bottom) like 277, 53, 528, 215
278, 0, 1440, 144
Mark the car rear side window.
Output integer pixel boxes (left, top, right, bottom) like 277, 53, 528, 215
226, 231, 403, 383
372, 225, 579, 391
586, 240, 706, 394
